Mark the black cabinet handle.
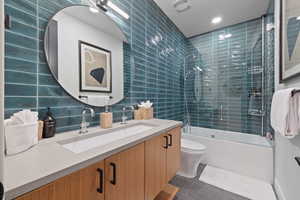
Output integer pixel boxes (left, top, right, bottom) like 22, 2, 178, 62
168, 134, 173, 147
96, 168, 104, 193
164, 136, 169, 149
110, 163, 117, 185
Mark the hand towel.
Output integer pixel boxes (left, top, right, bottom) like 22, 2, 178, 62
271, 88, 300, 138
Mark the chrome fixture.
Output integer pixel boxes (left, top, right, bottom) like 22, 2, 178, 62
173, 0, 191, 13
121, 106, 134, 124
88, 0, 130, 19
79, 107, 95, 134
220, 104, 223, 121
266, 23, 275, 32
96, 0, 108, 12
184, 66, 203, 80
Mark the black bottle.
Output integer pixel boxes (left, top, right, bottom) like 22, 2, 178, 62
43, 107, 56, 138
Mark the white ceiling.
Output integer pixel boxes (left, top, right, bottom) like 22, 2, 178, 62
63, 6, 126, 42
154, 0, 270, 37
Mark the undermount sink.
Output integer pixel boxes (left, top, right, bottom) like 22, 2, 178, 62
58, 123, 156, 154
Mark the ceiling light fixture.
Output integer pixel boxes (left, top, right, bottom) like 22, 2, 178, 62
96, 0, 108, 12
88, 0, 129, 19
212, 17, 222, 24
173, 0, 191, 13
297, 16, 300, 20
107, 1, 130, 19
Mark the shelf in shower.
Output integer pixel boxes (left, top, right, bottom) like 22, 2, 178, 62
247, 67, 263, 75
248, 110, 265, 117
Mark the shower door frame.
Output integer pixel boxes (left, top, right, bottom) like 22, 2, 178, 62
261, 16, 266, 137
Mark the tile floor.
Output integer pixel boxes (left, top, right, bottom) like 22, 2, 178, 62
170, 165, 250, 200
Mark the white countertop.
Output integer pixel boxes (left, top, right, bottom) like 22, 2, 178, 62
4, 119, 182, 200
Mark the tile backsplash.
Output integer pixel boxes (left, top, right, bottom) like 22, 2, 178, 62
4, 0, 186, 132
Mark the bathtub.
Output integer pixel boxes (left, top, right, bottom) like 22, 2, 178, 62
182, 126, 274, 183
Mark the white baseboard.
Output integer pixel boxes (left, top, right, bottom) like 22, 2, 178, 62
274, 179, 286, 200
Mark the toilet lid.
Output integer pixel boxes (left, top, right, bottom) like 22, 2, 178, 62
181, 139, 206, 151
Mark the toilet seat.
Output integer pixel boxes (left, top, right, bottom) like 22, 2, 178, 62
181, 139, 206, 153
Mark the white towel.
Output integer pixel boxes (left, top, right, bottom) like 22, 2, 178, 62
87, 96, 110, 106
5, 121, 38, 155
271, 88, 300, 138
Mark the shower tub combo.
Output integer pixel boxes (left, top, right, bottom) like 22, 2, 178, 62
182, 126, 273, 183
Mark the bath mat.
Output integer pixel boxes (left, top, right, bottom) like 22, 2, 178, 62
199, 166, 276, 200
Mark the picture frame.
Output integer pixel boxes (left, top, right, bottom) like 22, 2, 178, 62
280, 0, 300, 82
79, 41, 112, 93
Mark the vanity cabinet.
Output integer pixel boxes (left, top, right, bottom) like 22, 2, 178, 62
166, 127, 181, 182
15, 127, 181, 200
16, 171, 82, 200
145, 127, 181, 200
80, 161, 105, 200
15, 183, 54, 200
105, 143, 145, 200
145, 134, 168, 200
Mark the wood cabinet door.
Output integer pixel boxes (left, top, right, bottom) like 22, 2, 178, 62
105, 143, 145, 200
166, 127, 181, 182
52, 171, 81, 200
16, 183, 55, 200
145, 134, 168, 200
16, 171, 81, 200
80, 161, 105, 200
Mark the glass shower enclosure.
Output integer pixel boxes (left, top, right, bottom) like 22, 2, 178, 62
184, 16, 274, 137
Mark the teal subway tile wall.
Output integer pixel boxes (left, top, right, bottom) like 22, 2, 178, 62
185, 17, 274, 135
4, 0, 186, 132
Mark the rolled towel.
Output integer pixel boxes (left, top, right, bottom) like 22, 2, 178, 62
271, 88, 300, 138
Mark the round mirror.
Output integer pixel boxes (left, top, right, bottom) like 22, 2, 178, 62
44, 5, 128, 107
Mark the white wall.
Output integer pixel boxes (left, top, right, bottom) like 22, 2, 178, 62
54, 11, 124, 106
0, 0, 5, 197
274, 0, 300, 200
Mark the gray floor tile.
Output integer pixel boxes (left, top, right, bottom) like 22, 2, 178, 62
170, 165, 250, 200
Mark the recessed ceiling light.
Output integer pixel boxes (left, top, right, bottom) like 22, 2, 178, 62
212, 17, 222, 24
89, 7, 99, 13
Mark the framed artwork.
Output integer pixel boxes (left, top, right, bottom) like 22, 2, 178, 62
280, 0, 300, 82
79, 41, 112, 93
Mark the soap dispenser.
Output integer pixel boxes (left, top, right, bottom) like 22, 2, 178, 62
42, 107, 56, 138
100, 104, 113, 129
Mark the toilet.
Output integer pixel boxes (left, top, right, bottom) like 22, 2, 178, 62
177, 139, 206, 178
